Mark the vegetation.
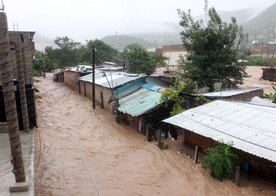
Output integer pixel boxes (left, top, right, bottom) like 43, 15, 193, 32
44, 37, 119, 67
202, 142, 240, 181
124, 44, 158, 75
158, 142, 169, 150
32, 51, 58, 76
38, 36, 167, 76
263, 86, 276, 103
247, 56, 276, 68
160, 81, 193, 116
177, 1, 248, 91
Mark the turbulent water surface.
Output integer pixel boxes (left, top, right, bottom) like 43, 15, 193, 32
34, 67, 276, 195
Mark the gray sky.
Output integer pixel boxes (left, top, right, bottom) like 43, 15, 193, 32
3, 0, 276, 43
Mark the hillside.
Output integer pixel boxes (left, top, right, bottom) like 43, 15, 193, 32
243, 3, 276, 42
194, 8, 261, 25
101, 35, 158, 51
101, 7, 263, 50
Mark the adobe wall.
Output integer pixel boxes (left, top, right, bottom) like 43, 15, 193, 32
79, 80, 113, 113
228, 89, 264, 102
64, 71, 81, 92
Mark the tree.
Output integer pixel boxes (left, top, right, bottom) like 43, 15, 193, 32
151, 50, 168, 69
32, 51, 58, 75
54, 36, 81, 49
177, 2, 248, 91
202, 142, 240, 181
160, 81, 186, 116
45, 36, 82, 66
125, 44, 157, 75
80, 39, 119, 65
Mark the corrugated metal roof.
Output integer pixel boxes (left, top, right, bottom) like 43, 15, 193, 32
163, 100, 276, 163
118, 88, 163, 117
79, 71, 145, 88
203, 87, 263, 98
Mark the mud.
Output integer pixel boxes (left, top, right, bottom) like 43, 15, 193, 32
34, 66, 276, 195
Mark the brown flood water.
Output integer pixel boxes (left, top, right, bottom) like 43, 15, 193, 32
34, 67, 276, 195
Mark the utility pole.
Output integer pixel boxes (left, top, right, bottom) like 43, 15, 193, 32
92, 47, 95, 109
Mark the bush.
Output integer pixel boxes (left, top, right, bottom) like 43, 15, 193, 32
202, 141, 240, 181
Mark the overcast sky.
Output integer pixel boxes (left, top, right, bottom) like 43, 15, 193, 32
3, 0, 276, 43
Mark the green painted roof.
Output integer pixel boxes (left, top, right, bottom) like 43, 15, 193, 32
118, 88, 163, 117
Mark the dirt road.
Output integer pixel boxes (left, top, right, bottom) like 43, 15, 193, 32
34, 67, 276, 195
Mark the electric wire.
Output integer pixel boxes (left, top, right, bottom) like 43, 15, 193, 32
63, 113, 102, 196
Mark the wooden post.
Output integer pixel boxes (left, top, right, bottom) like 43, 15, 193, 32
234, 166, 240, 186
145, 125, 150, 141
194, 146, 199, 164
157, 129, 162, 146
182, 129, 185, 146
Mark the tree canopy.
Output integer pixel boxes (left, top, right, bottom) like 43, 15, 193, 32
177, 3, 248, 91
125, 44, 157, 75
44, 37, 119, 67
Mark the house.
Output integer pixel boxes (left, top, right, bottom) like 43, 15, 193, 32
79, 71, 170, 133
117, 78, 170, 133
79, 71, 145, 112
202, 87, 264, 102
163, 100, 276, 181
162, 44, 187, 68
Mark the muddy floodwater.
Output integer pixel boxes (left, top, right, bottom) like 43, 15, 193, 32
34, 67, 276, 195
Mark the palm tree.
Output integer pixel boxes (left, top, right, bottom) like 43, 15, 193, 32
0, 12, 26, 182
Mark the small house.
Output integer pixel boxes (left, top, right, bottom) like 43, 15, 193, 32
163, 100, 276, 181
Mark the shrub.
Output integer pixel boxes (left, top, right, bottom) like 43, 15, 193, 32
202, 141, 240, 181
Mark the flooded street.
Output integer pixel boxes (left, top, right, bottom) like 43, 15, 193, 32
34, 68, 275, 195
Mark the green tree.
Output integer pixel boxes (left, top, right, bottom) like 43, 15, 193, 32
125, 44, 157, 75
33, 51, 58, 75
45, 36, 81, 66
80, 39, 119, 65
151, 50, 168, 69
160, 81, 185, 116
202, 142, 240, 181
177, 2, 248, 91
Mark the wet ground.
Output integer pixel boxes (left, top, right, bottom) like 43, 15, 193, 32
33, 66, 276, 195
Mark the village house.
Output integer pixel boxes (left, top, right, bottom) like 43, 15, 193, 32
163, 100, 276, 182
250, 42, 276, 58
78, 71, 170, 133
162, 44, 187, 69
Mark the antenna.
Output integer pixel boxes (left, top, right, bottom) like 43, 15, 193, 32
13, 23, 19, 32
0, 0, 5, 11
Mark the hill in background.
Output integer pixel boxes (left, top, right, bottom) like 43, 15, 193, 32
243, 3, 276, 42
34, 4, 275, 51
101, 7, 265, 50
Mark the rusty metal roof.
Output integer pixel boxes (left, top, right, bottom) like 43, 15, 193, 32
163, 100, 276, 163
